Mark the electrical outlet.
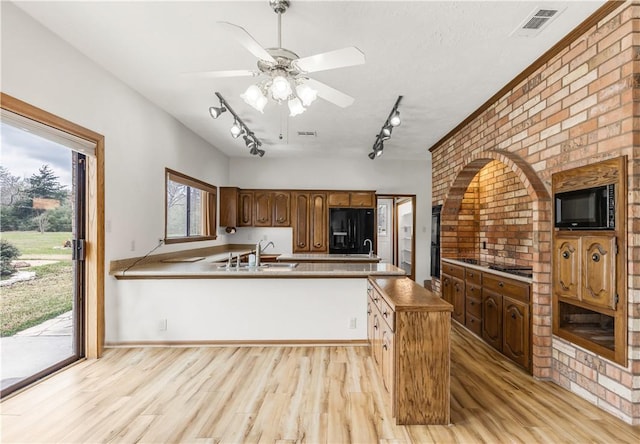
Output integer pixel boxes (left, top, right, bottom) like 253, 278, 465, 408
349, 317, 357, 329
159, 319, 167, 331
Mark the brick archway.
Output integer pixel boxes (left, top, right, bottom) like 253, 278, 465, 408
441, 150, 553, 378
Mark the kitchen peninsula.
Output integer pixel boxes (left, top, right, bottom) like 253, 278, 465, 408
110, 251, 405, 344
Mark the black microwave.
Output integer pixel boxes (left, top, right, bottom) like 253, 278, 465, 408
554, 184, 615, 230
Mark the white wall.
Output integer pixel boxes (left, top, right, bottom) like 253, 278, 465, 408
229, 157, 432, 284
1, 4, 231, 342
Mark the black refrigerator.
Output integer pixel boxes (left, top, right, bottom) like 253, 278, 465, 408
329, 208, 375, 254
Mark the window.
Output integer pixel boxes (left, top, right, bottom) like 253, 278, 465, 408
165, 168, 217, 243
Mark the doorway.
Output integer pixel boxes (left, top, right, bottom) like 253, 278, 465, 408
0, 110, 91, 397
376, 195, 415, 280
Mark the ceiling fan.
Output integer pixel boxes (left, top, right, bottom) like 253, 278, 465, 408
197, 0, 365, 116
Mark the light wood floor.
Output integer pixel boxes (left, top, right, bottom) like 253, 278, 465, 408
1, 324, 638, 443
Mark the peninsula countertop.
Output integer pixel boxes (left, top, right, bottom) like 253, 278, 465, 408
111, 257, 404, 280
276, 253, 382, 263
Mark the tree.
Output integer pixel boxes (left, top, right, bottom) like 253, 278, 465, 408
28, 165, 67, 201
0, 166, 26, 206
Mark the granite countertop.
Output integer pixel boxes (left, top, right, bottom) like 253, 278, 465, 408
112, 256, 404, 280
441, 258, 533, 283
277, 253, 382, 262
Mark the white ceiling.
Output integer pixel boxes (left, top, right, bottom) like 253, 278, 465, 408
13, 0, 605, 160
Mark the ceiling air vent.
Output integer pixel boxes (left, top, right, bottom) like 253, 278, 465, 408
511, 6, 564, 37
297, 131, 317, 137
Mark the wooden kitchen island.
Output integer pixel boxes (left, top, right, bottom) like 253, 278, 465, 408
368, 277, 453, 425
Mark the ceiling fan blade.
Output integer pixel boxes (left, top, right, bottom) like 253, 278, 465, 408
304, 78, 355, 108
183, 69, 259, 79
217, 21, 275, 63
294, 47, 365, 73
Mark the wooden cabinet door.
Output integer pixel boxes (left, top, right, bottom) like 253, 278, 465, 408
582, 235, 617, 310
219, 187, 239, 227
272, 192, 290, 227
253, 191, 272, 226
238, 191, 254, 227
328, 192, 350, 207
482, 289, 503, 351
309, 193, 327, 252
451, 276, 465, 324
441, 274, 453, 304
502, 296, 530, 370
367, 299, 374, 349
381, 327, 395, 400
372, 312, 381, 365
554, 236, 580, 301
292, 192, 309, 252
350, 192, 375, 207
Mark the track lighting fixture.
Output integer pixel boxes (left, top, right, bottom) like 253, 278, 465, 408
230, 119, 242, 138
368, 96, 402, 160
209, 101, 227, 119
211, 92, 265, 157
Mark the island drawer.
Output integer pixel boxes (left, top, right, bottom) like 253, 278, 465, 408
483, 274, 530, 303
379, 297, 395, 331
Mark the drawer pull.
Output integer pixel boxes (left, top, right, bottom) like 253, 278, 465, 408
383, 311, 388, 318
367, 309, 371, 315
499, 282, 504, 288
374, 297, 379, 302
562, 251, 570, 259
383, 344, 388, 351
469, 273, 474, 278
511, 313, 516, 319
470, 301, 475, 306
592, 253, 600, 262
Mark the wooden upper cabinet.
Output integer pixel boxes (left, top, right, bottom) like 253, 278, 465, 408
328, 192, 350, 207
328, 191, 375, 208
238, 191, 254, 227
582, 235, 617, 310
350, 192, 375, 207
253, 191, 272, 227
554, 236, 580, 301
310, 193, 328, 252
219, 187, 239, 227
292, 192, 310, 252
272, 191, 290, 227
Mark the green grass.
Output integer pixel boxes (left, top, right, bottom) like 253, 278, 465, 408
0, 231, 72, 258
0, 260, 73, 337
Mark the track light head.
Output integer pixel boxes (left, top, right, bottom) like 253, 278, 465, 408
209, 105, 227, 119
368, 151, 376, 160
389, 110, 401, 127
230, 119, 242, 138
382, 124, 392, 137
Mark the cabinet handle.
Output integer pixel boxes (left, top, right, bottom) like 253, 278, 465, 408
469, 273, 474, 278
367, 310, 371, 315
374, 325, 378, 330
511, 313, 516, 319
383, 344, 388, 351
592, 253, 600, 262
470, 301, 475, 306
562, 251, 570, 259
499, 282, 504, 288
383, 311, 388, 318
374, 297, 379, 302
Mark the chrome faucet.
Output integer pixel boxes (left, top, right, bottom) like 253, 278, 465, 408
364, 239, 373, 257
256, 240, 275, 265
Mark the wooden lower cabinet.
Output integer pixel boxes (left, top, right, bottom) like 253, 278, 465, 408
502, 296, 530, 370
482, 289, 503, 352
368, 277, 452, 425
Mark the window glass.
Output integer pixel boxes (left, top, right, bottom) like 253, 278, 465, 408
165, 169, 217, 243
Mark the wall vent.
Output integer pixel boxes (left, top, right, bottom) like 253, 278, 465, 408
511, 6, 565, 37
297, 131, 317, 137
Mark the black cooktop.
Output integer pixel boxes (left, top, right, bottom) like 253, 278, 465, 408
453, 258, 533, 278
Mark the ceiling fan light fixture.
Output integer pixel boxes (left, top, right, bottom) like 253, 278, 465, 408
288, 97, 306, 117
241, 85, 268, 113
389, 110, 401, 127
270, 75, 293, 101
209, 105, 227, 119
296, 82, 318, 107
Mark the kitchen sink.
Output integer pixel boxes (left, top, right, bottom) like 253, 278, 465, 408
216, 263, 298, 271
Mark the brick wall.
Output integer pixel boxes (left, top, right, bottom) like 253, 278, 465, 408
431, 2, 639, 424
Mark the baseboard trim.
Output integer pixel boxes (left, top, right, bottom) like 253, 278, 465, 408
105, 339, 369, 348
